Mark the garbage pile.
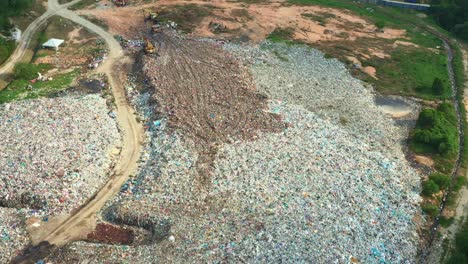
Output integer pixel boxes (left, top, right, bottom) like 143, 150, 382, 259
142, 33, 284, 177
0, 95, 120, 217
223, 41, 408, 149
0, 208, 29, 263
46, 41, 422, 263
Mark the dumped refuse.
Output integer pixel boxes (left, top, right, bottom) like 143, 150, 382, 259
0, 95, 120, 217
44, 40, 422, 263
143, 32, 285, 179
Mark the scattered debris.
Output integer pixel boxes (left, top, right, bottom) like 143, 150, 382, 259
0, 95, 120, 217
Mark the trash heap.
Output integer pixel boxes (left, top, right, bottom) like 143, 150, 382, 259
223, 41, 406, 149
0, 208, 29, 263
47, 41, 422, 263
0, 94, 120, 217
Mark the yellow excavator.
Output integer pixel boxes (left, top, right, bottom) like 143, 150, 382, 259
143, 37, 156, 54
143, 9, 159, 22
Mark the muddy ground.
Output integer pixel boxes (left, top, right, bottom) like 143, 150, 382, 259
79, 0, 420, 80
144, 33, 285, 181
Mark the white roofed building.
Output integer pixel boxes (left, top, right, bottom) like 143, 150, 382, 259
42, 38, 64, 50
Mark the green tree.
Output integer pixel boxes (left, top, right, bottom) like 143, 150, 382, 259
421, 203, 439, 216
432, 77, 446, 95
375, 21, 386, 30
422, 179, 440, 196
447, 220, 468, 263
413, 105, 458, 155
430, 0, 468, 40
429, 173, 451, 189
0, 0, 33, 32
13, 62, 39, 80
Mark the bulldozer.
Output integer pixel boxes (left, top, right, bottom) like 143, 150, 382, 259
143, 37, 156, 55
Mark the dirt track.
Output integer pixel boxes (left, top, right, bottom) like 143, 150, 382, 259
0, 0, 82, 83
1, 0, 144, 257
34, 1, 144, 248
144, 34, 284, 181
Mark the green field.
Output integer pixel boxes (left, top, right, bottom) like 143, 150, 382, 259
0, 65, 79, 104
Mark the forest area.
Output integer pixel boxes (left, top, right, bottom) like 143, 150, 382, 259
0, 0, 34, 32
0, 0, 33, 64
430, 0, 468, 40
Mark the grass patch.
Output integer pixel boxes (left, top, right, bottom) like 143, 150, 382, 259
0, 66, 79, 104
439, 216, 455, 228
302, 12, 336, 26
0, 37, 16, 64
267, 27, 294, 42
288, 0, 416, 30
266, 27, 305, 46
158, 4, 213, 33
367, 47, 449, 99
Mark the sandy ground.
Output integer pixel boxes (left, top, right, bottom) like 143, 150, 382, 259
78, 0, 413, 81
414, 155, 435, 167
30, 6, 144, 249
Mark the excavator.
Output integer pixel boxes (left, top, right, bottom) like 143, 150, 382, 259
143, 9, 159, 22
143, 37, 156, 55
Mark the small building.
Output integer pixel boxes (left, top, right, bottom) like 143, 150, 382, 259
42, 38, 64, 51
11, 27, 21, 42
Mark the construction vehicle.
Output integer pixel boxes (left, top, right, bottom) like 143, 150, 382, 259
143, 9, 159, 22
113, 0, 127, 7
143, 37, 156, 54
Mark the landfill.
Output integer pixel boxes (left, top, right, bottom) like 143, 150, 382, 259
0, 208, 29, 263
45, 40, 423, 263
0, 94, 120, 218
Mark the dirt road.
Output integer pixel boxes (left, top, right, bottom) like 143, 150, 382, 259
0, 0, 82, 81
2, 0, 143, 257
35, 1, 143, 247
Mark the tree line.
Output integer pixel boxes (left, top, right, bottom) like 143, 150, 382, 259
0, 0, 34, 33
430, 0, 468, 40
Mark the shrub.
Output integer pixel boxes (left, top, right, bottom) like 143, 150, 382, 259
422, 179, 440, 196
375, 21, 386, 29
439, 216, 454, 227
421, 203, 439, 217
13, 62, 39, 80
447, 220, 468, 263
429, 173, 451, 189
432, 77, 446, 95
453, 176, 466, 192
412, 106, 458, 155
267, 27, 295, 42
438, 102, 457, 125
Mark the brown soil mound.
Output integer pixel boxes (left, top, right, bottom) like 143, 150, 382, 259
143, 33, 284, 181
86, 223, 134, 244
